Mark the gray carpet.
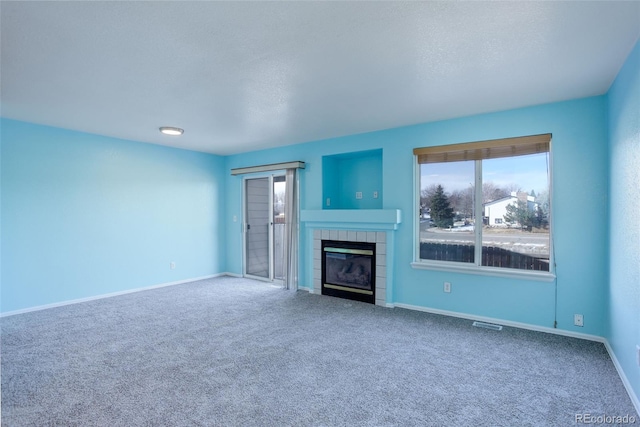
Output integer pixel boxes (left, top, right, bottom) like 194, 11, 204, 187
1, 276, 638, 426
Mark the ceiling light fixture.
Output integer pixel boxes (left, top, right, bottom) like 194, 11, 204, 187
159, 126, 184, 136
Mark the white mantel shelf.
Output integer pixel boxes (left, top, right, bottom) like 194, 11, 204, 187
300, 209, 402, 230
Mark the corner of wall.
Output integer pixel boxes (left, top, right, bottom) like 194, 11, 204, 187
1, 120, 228, 312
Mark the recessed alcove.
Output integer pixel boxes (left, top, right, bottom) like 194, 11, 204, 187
322, 149, 382, 209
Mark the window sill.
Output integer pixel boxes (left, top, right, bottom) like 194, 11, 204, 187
410, 261, 556, 282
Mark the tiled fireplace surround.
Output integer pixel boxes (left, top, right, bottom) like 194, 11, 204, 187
312, 229, 388, 306
300, 209, 401, 307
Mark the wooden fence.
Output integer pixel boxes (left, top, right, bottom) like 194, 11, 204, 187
420, 243, 549, 271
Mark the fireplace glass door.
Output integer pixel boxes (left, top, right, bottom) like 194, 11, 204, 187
322, 240, 375, 304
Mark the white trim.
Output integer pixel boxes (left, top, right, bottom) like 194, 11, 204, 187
0, 274, 224, 318
393, 302, 604, 342
268, 175, 275, 281
604, 341, 640, 416
223, 272, 243, 278
548, 137, 555, 276
474, 159, 483, 264
410, 261, 556, 282
413, 156, 420, 263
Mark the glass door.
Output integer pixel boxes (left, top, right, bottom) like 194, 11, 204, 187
272, 175, 286, 282
245, 177, 270, 279
244, 175, 286, 282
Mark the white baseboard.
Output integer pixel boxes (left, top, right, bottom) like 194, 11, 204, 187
0, 274, 225, 318
394, 302, 640, 414
222, 272, 243, 278
393, 302, 605, 342
604, 341, 640, 416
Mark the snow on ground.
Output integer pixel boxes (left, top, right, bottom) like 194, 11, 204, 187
420, 223, 550, 256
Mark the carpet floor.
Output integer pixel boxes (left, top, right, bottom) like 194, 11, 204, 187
1, 276, 638, 426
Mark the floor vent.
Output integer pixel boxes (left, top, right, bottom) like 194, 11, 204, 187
472, 321, 503, 331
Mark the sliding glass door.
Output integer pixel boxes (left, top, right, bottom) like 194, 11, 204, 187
272, 175, 286, 282
244, 175, 286, 282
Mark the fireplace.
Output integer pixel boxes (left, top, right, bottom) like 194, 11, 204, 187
321, 240, 376, 304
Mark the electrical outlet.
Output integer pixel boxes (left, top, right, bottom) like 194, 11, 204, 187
444, 282, 451, 293
233, 215, 237, 222
326, 198, 331, 206
170, 262, 176, 270
574, 314, 583, 327
355, 192, 363, 199
373, 191, 378, 199
636, 345, 640, 367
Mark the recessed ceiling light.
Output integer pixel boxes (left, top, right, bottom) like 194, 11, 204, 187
159, 126, 184, 136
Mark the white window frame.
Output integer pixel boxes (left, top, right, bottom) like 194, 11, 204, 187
411, 141, 555, 282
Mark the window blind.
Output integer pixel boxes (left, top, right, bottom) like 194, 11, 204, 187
413, 134, 551, 164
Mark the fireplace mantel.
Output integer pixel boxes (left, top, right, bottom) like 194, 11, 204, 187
300, 209, 401, 230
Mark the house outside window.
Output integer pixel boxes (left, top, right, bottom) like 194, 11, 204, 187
413, 134, 553, 279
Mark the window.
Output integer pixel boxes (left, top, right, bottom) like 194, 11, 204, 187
413, 134, 552, 278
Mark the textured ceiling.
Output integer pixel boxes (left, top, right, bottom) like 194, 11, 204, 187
1, 1, 639, 155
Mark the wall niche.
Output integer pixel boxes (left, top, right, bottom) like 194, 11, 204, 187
322, 149, 382, 210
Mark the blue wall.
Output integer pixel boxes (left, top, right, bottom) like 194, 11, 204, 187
2, 97, 612, 339
607, 40, 640, 406
1, 119, 226, 313
225, 96, 609, 336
